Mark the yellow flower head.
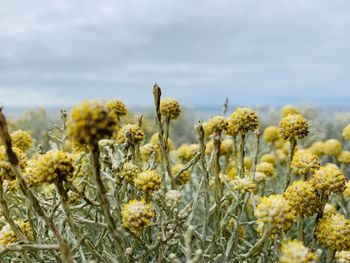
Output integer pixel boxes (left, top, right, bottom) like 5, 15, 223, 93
160, 98, 181, 119
205, 139, 233, 156
324, 139, 342, 156
255, 194, 296, 236
121, 199, 155, 233
107, 99, 127, 116
10, 130, 33, 152
309, 141, 325, 156
175, 144, 199, 163
227, 108, 259, 135
256, 162, 275, 178
281, 105, 299, 118
315, 212, 350, 251
67, 100, 118, 148
338, 151, 350, 164
259, 154, 276, 167
263, 126, 280, 143
291, 150, 320, 176
140, 143, 159, 162
335, 250, 350, 263
0, 220, 34, 245
134, 170, 161, 195
343, 181, 350, 199
279, 114, 309, 141
149, 133, 174, 150
229, 177, 256, 194
117, 124, 145, 145
279, 240, 318, 263
342, 124, 350, 141
284, 180, 321, 217
120, 162, 140, 182
311, 164, 346, 195
172, 164, 191, 186
0, 146, 27, 180
31, 150, 74, 184
206, 116, 227, 134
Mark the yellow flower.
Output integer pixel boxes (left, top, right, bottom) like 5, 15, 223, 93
205, 139, 233, 156
134, 170, 161, 195
281, 105, 299, 117
140, 143, 159, 162
121, 199, 155, 233
206, 116, 227, 134
291, 150, 320, 176
149, 133, 174, 150
31, 150, 74, 184
259, 154, 276, 167
175, 144, 199, 163
343, 181, 350, 199
263, 126, 280, 143
107, 99, 127, 116
120, 162, 140, 182
0, 220, 34, 244
324, 139, 342, 156
279, 114, 309, 141
160, 98, 181, 119
116, 124, 145, 145
10, 130, 33, 152
335, 250, 350, 263
229, 177, 256, 194
255, 195, 296, 236
342, 124, 350, 141
279, 240, 318, 263
315, 212, 350, 251
0, 146, 27, 180
256, 162, 275, 178
284, 181, 321, 217
172, 164, 191, 186
227, 108, 259, 135
311, 164, 346, 195
338, 151, 350, 164
67, 100, 118, 148
309, 141, 325, 156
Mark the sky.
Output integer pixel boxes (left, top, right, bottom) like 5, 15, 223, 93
1, 0, 350, 108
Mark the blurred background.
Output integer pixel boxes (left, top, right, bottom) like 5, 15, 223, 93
1, 0, 350, 146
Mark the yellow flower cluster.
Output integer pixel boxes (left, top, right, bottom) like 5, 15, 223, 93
263, 126, 280, 143
311, 164, 346, 195
175, 144, 199, 163
255, 195, 296, 235
165, 190, 182, 207
10, 130, 33, 152
120, 162, 140, 182
338, 151, 350, 164
160, 98, 181, 120
281, 105, 299, 117
31, 150, 74, 184
107, 99, 127, 117
259, 154, 276, 167
0, 221, 34, 244
324, 139, 342, 156
279, 114, 309, 141
67, 100, 118, 148
205, 139, 233, 156
140, 143, 159, 162
284, 181, 321, 217
150, 133, 174, 150
279, 240, 318, 263
0, 146, 27, 180
256, 162, 275, 178
206, 116, 227, 134
229, 177, 256, 194
291, 150, 320, 176
117, 124, 145, 145
227, 108, 259, 135
315, 212, 350, 251
335, 250, 350, 263
134, 170, 161, 195
121, 199, 155, 233
343, 181, 350, 199
172, 164, 191, 186
342, 124, 350, 141
309, 141, 325, 156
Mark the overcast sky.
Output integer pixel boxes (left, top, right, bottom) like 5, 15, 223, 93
1, 0, 350, 108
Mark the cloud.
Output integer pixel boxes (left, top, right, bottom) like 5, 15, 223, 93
0, 0, 350, 107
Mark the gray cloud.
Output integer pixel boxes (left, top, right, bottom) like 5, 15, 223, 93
0, 0, 350, 107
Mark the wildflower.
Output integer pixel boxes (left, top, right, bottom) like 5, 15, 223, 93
134, 170, 161, 195
10, 130, 33, 152
160, 98, 181, 119
0, 146, 27, 180
121, 199, 155, 233
256, 162, 275, 178
279, 114, 308, 141
263, 126, 280, 143
291, 150, 320, 176
117, 124, 145, 145
227, 108, 259, 135
279, 240, 318, 263
206, 116, 227, 134
67, 100, 118, 148
150, 133, 174, 150
107, 99, 127, 117
259, 154, 276, 167
0, 221, 34, 244
338, 151, 350, 164
165, 190, 182, 207
281, 105, 299, 117
175, 144, 199, 163
120, 162, 140, 182
284, 181, 321, 217
172, 164, 191, 186
309, 141, 325, 156
311, 164, 346, 195
342, 124, 350, 141
323, 203, 337, 216
229, 177, 256, 194
256, 195, 296, 235
343, 181, 350, 199
31, 150, 74, 184
140, 143, 159, 162
315, 212, 350, 251
324, 139, 342, 156
335, 250, 350, 263
205, 139, 233, 156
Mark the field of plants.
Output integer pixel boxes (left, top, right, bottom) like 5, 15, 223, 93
1, 85, 350, 263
